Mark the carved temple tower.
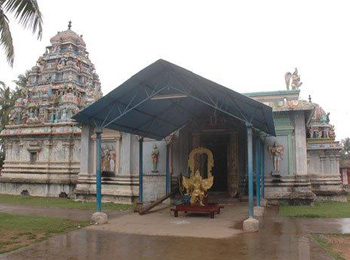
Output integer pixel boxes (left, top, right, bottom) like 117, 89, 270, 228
0, 23, 102, 197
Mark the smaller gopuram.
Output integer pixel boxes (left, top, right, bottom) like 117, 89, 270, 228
307, 104, 344, 199
0, 23, 102, 197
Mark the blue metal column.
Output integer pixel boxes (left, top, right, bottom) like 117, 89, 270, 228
246, 123, 254, 217
166, 143, 170, 194
95, 128, 102, 212
255, 137, 261, 207
261, 140, 265, 198
139, 138, 144, 203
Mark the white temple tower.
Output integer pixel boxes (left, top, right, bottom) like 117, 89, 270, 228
0, 23, 102, 197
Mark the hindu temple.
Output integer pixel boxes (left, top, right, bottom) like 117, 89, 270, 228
0, 34, 345, 222
0, 23, 102, 197
72, 61, 344, 211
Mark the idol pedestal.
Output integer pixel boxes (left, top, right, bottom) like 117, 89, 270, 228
171, 203, 223, 219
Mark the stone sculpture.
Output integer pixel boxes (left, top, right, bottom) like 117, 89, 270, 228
151, 143, 159, 173
267, 142, 284, 173
285, 68, 302, 90
308, 105, 335, 139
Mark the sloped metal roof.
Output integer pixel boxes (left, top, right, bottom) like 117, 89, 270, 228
73, 59, 276, 140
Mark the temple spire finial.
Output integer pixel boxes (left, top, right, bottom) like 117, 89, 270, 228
68, 21, 72, 30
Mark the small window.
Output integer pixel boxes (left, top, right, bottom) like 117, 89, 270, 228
30, 152, 37, 164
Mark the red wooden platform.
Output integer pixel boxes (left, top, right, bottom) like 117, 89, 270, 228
171, 203, 223, 219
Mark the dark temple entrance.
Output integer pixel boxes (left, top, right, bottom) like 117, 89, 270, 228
201, 134, 228, 192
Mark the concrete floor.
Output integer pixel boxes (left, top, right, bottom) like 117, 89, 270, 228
90, 203, 246, 238
2, 202, 350, 260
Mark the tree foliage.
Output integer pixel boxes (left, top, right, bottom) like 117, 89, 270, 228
0, 72, 27, 168
0, 81, 13, 168
0, 81, 13, 131
0, 0, 43, 66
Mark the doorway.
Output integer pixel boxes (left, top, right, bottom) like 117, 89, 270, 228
201, 134, 228, 192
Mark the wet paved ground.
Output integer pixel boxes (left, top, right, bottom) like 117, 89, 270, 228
90, 203, 246, 238
1, 204, 350, 260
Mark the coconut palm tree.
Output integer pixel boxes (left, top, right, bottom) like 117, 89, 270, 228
0, 0, 43, 66
0, 81, 11, 167
12, 69, 29, 99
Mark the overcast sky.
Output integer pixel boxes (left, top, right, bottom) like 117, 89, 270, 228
0, 0, 349, 140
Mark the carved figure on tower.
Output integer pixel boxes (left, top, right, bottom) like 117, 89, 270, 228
285, 68, 302, 90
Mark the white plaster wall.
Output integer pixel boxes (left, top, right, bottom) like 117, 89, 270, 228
120, 133, 132, 175
294, 111, 308, 175
130, 135, 139, 175
72, 139, 81, 162
143, 140, 167, 174
143, 175, 166, 203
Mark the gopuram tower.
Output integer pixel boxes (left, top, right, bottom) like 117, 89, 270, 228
0, 22, 102, 197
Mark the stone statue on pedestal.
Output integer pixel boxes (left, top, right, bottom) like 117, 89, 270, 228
267, 142, 284, 175
151, 143, 159, 173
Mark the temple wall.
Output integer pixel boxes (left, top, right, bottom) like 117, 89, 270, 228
142, 139, 167, 203
294, 111, 308, 175
120, 133, 132, 175
75, 129, 139, 204
264, 110, 316, 204
307, 147, 344, 201
0, 128, 81, 197
263, 111, 295, 177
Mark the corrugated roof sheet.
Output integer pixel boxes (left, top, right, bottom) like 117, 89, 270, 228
73, 59, 276, 139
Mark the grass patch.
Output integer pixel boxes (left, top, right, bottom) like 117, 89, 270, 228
280, 201, 350, 218
0, 212, 89, 254
0, 194, 133, 212
311, 233, 346, 260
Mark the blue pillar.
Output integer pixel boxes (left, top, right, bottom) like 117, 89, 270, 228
95, 128, 102, 212
139, 138, 144, 203
255, 137, 261, 207
261, 140, 265, 198
166, 143, 170, 194
246, 123, 254, 217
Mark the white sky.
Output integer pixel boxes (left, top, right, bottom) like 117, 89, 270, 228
0, 0, 349, 140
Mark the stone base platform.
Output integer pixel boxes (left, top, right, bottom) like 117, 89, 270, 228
265, 176, 316, 205
74, 174, 138, 204
311, 174, 347, 202
0, 180, 76, 197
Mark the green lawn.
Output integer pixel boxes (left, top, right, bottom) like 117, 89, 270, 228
0, 194, 134, 212
0, 213, 89, 254
280, 201, 350, 218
